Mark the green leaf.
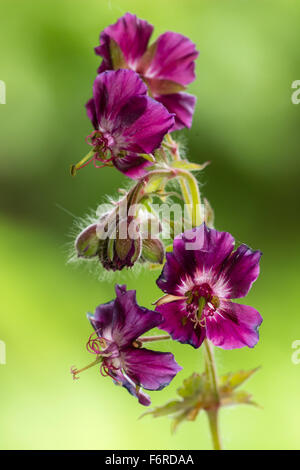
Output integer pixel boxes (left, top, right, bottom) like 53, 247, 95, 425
141, 368, 261, 433
177, 373, 204, 399
141, 400, 185, 419
219, 368, 260, 392
221, 390, 259, 408
141, 373, 207, 433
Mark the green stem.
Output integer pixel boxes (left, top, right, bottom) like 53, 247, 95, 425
165, 134, 201, 226
207, 409, 222, 451
203, 339, 220, 403
203, 339, 222, 450
177, 169, 202, 227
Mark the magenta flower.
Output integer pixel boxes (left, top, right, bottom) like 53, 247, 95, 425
95, 12, 199, 130
155, 224, 262, 350
73, 285, 181, 406
83, 69, 174, 178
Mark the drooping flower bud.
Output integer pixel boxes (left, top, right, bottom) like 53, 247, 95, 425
75, 223, 102, 258
100, 217, 142, 271
141, 238, 165, 264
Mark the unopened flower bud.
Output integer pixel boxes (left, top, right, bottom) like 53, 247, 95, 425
100, 218, 142, 271
75, 223, 102, 258
141, 237, 165, 264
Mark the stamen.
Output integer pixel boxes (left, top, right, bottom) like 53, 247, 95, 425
71, 355, 102, 380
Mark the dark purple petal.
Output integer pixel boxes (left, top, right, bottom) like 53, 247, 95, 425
87, 300, 115, 339
113, 95, 148, 130
88, 285, 162, 346
142, 32, 198, 86
156, 299, 206, 349
177, 224, 235, 274
120, 96, 174, 154
96, 13, 153, 70
112, 285, 163, 348
94, 36, 111, 73
220, 244, 262, 299
123, 347, 182, 391
85, 98, 98, 130
113, 153, 153, 179
206, 300, 263, 349
157, 224, 235, 296
111, 369, 151, 406
157, 251, 190, 295
93, 69, 147, 126
155, 92, 196, 130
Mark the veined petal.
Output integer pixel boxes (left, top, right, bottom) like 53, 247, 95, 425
112, 285, 163, 348
87, 300, 115, 341
156, 299, 206, 349
221, 244, 262, 299
142, 32, 198, 86
95, 13, 153, 70
157, 251, 190, 295
206, 300, 263, 350
177, 224, 235, 274
155, 92, 196, 130
157, 224, 235, 296
123, 347, 182, 391
92, 69, 147, 127
120, 96, 174, 154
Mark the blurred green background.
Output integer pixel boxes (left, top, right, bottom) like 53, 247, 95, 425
0, 0, 300, 450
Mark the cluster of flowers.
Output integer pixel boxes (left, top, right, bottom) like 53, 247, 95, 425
71, 13, 262, 408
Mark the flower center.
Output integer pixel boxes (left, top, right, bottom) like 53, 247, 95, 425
85, 130, 116, 166
90, 130, 115, 155
70, 131, 116, 175
185, 283, 220, 328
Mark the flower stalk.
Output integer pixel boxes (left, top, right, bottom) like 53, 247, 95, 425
137, 334, 171, 343
207, 408, 222, 451
203, 339, 222, 450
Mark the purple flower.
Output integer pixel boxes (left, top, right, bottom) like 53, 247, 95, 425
155, 224, 262, 350
84, 69, 174, 178
95, 13, 199, 130
73, 285, 181, 406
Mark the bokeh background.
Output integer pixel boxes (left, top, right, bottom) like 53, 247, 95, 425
0, 0, 300, 450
